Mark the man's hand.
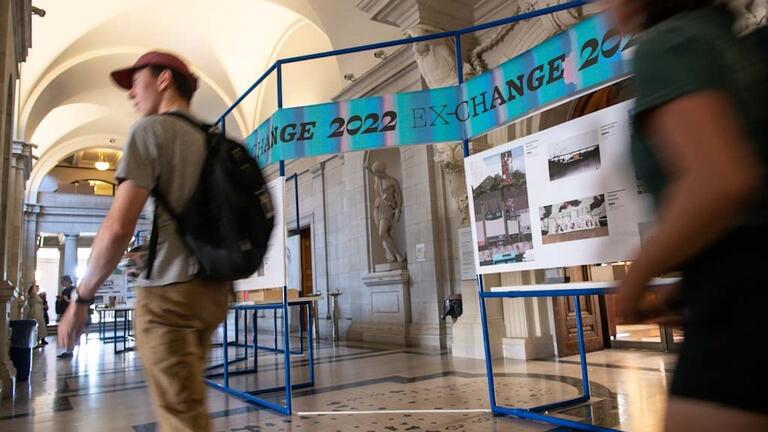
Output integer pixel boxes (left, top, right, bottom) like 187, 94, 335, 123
58, 302, 90, 349
617, 278, 682, 325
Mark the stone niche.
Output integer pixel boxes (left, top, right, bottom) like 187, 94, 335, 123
364, 148, 407, 270
359, 148, 411, 345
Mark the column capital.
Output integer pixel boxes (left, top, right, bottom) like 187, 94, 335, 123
0, 281, 14, 303
12, 141, 36, 179
358, 0, 476, 31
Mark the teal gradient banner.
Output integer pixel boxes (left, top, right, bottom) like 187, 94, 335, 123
245, 12, 634, 166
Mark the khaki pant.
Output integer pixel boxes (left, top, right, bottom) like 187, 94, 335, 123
134, 278, 230, 432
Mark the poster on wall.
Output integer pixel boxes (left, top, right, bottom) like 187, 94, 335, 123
234, 178, 286, 291
94, 268, 126, 305
465, 100, 655, 274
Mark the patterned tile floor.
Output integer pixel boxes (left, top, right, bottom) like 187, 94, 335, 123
0, 330, 675, 431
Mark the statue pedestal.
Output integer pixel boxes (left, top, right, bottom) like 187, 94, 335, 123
374, 262, 405, 272
359, 269, 411, 346
0, 281, 17, 399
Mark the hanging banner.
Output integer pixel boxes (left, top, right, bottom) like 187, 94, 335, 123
245, 12, 634, 166
460, 14, 631, 139
246, 86, 463, 165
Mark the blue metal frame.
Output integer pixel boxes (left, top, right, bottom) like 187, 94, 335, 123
112, 308, 134, 354
204, 299, 316, 415
207, 46, 312, 411
214, 0, 593, 126
252, 306, 306, 355
205, 303, 310, 373
95, 309, 121, 342
207, 0, 603, 421
477, 280, 621, 432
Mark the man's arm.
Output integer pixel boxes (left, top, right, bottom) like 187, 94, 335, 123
77, 180, 151, 299
58, 180, 150, 349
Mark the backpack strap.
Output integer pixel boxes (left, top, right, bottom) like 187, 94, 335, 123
145, 189, 176, 280
163, 111, 212, 135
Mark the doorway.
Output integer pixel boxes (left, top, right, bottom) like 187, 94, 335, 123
299, 226, 313, 331
603, 290, 684, 352
553, 266, 605, 357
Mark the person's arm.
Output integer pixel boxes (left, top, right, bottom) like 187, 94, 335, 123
58, 180, 150, 348
77, 180, 150, 299
618, 91, 763, 322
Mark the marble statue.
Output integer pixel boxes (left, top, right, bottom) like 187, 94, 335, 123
732, 0, 768, 34
405, 24, 475, 88
367, 161, 405, 263
433, 142, 470, 223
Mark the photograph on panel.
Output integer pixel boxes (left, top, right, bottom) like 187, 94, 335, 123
547, 130, 601, 181
471, 146, 534, 267
539, 194, 608, 244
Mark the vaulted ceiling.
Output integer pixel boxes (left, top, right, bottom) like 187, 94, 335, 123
22, 0, 402, 201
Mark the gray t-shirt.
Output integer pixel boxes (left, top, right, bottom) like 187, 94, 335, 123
116, 111, 206, 287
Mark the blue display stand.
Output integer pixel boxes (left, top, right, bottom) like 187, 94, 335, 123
208, 1, 654, 425
203, 290, 318, 415
477, 278, 679, 431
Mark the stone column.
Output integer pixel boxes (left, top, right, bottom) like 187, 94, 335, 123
357, 0, 479, 351
0, 280, 17, 399
500, 270, 555, 359
400, 146, 448, 349
22, 205, 40, 291
14, 143, 35, 293
3, 146, 18, 285
309, 163, 332, 323
57, 243, 65, 291
6, 143, 30, 320
14, 156, 26, 289
62, 233, 79, 282
451, 276, 506, 358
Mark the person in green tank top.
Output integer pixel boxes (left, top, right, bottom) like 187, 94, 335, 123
609, 0, 768, 430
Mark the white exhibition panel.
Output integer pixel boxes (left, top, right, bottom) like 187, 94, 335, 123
234, 177, 287, 291
466, 100, 655, 274
95, 268, 128, 304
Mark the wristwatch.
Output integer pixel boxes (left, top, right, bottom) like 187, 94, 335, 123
74, 289, 94, 306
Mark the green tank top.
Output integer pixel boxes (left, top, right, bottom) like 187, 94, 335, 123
631, 7, 768, 223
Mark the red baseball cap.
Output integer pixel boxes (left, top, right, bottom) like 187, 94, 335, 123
110, 51, 198, 92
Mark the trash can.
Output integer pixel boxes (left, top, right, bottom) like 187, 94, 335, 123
9, 320, 37, 382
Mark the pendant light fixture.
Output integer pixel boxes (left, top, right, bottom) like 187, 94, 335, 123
95, 151, 110, 171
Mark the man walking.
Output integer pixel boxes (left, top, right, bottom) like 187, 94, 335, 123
56, 276, 76, 358
58, 51, 231, 432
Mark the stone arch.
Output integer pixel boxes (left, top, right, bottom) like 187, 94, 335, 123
26, 134, 124, 204
19, 49, 249, 142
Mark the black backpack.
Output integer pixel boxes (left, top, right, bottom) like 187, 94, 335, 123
55, 297, 67, 315
145, 113, 275, 281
